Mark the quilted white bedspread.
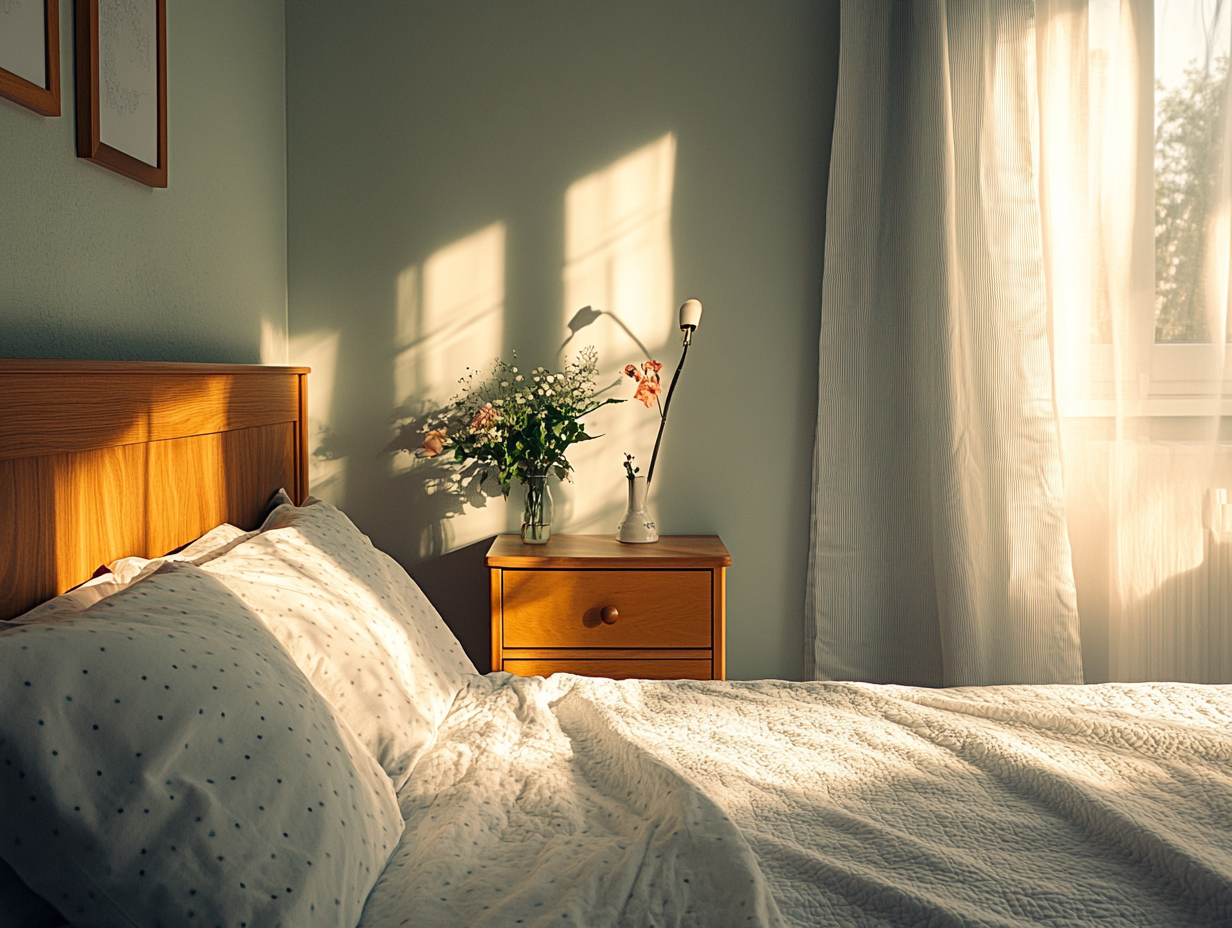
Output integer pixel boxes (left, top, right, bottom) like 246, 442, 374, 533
358, 675, 1232, 927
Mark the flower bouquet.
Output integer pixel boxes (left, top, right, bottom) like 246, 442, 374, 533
418, 346, 621, 543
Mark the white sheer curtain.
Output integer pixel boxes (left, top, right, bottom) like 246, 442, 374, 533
806, 0, 1085, 685
809, 0, 1232, 686
1041, 0, 1232, 683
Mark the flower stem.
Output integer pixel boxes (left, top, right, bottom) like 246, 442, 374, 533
646, 341, 689, 485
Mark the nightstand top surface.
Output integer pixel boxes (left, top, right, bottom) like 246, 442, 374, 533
486, 534, 731, 568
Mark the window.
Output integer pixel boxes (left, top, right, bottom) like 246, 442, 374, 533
1154, 0, 1231, 344
1074, 0, 1232, 415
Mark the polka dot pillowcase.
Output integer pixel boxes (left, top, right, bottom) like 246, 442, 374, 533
0, 562, 402, 928
201, 497, 477, 789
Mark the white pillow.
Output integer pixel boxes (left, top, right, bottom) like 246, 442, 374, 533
176, 521, 257, 560
6, 523, 254, 628
201, 497, 476, 788
0, 562, 402, 928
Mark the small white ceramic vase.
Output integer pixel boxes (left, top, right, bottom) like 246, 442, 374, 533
616, 475, 658, 543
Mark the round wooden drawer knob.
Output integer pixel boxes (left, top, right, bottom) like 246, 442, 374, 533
600, 606, 619, 625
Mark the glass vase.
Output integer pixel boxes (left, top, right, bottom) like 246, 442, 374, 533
520, 473, 553, 544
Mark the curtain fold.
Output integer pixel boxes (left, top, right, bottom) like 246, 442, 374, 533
806, 0, 1084, 685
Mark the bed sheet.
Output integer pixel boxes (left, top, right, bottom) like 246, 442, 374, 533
358, 675, 1232, 928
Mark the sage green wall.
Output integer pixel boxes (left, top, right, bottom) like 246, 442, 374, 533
0, 0, 287, 363
286, 0, 839, 679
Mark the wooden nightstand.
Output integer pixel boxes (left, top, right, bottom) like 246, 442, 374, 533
486, 534, 731, 680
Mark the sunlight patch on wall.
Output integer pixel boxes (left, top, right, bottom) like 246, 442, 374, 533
559, 135, 676, 532
395, 223, 506, 408
289, 329, 345, 505
564, 134, 676, 356
393, 223, 507, 552
259, 317, 288, 365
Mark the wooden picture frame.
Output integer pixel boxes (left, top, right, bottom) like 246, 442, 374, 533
75, 0, 167, 187
0, 0, 61, 116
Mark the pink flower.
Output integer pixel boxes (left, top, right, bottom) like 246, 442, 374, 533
419, 429, 447, 456
633, 378, 662, 408
623, 364, 642, 382
468, 403, 499, 432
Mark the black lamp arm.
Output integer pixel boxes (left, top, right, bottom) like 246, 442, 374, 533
646, 340, 690, 485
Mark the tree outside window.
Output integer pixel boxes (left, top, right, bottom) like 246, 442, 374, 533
1154, 1, 1231, 343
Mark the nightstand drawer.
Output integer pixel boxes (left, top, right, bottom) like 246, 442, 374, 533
503, 659, 713, 680
487, 535, 729, 680
502, 569, 711, 649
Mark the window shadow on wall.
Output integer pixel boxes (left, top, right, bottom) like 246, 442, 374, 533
371, 137, 680, 668
557, 134, 677, 533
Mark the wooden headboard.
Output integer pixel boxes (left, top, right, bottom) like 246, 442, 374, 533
0, 360, 310, 621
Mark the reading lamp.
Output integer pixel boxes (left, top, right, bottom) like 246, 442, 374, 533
679, 298, 703, 346
647, 299, 703, 484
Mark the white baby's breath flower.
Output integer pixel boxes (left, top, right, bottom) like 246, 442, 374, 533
515, 375, 524, 381
501, 381, 509, 387
516, 396, 526, 404
545, 389, 554, 396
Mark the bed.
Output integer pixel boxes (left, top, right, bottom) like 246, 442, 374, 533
2, 360, 1231, 928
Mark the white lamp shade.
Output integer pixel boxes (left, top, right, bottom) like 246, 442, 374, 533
679, 299, 703, 330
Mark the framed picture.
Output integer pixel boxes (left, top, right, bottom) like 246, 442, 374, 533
0, 0, 61, 116
75, 0, 166, 187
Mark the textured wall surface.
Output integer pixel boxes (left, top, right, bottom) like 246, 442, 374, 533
287, 0, 840, 679
0, 0, 287, 363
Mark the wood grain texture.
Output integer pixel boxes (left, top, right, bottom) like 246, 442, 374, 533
42, 444, 147, 594
0, 373, 147, 459
490, 568, 503, 674
149, 374, 301, 441
0, 371, 300, 460
146, 432, 227, 557
501, 648, 712, 661
486, 534, 731, 568
0, 458, 54, 619
145, 424, 295, 556
1, 362, 310, 620
501, 660, 713, 680
489, 533, 729, 681
222, 423, 297, 530
295, 373, 310, 506
0, 360, 310, 375
502, 570, 712, 649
